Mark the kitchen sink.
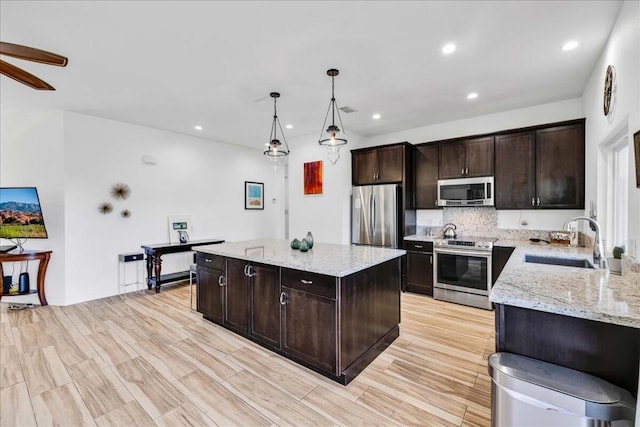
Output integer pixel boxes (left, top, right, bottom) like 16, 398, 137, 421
524, 254, 595, 269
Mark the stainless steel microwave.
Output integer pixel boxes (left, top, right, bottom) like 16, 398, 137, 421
437, 176, 494, 207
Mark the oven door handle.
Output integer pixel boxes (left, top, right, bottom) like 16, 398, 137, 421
434, 248, 492, 258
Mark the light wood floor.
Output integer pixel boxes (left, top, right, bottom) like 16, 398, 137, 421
1, 284, 495, 427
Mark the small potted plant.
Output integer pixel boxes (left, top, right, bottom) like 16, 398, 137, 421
608, 246, 625, 274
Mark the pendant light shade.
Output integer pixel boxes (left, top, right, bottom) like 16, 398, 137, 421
318, 68, 347, 165
264, 92, 290, 169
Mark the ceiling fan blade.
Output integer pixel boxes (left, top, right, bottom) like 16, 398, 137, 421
0, 59, 55, 90
0, 41, 68, 67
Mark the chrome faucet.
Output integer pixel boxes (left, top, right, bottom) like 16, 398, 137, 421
563, 216, 608, 269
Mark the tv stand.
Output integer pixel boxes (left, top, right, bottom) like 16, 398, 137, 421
0, 249, 52, 305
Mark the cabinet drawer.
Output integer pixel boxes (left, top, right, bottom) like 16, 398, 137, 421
281, 269, 336, 299
196, 252, 225, 270
403, 240, 433, 253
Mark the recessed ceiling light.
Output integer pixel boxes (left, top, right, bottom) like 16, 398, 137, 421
562, 40, 579, 51
442, 43, 456, 54
467, 92, 478, 100
285, 124, 293, 129
372, 113, 381, 120
194, 125, 203, 131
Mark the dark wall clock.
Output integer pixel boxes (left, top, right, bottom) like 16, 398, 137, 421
603, 65, 615, 116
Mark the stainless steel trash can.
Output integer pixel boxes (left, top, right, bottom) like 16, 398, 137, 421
488, 352, 636, 427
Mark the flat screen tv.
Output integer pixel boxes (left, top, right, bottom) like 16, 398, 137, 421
0, 187, 49, 239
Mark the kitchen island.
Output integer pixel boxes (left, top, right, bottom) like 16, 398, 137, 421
490, 241, 640, 397
195, 239, 405, 385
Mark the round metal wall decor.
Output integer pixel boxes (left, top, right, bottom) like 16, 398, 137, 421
98, 202, 113, 214
110, 183, 131, 200
603, 65, 615, 116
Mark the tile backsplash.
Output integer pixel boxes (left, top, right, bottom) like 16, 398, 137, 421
417, 207, 585, 241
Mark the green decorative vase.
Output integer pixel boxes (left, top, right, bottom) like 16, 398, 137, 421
305, 231, 314, 249
299, 239, 309, 252
291, 238, 301, 249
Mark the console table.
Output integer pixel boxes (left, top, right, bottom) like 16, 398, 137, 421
0, 250, 52, 306
141, 239, 224, 293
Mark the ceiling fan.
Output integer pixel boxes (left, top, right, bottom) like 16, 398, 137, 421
0, 41, 68, 90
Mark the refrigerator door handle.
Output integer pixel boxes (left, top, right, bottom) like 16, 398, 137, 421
369, 192, 374, 237
372, 194, 376, 237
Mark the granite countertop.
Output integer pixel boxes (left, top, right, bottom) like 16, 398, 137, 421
195, 239, 405, 278
490, 240, 640, 329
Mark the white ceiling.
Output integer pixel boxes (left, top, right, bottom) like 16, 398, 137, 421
0, 1, 622, 150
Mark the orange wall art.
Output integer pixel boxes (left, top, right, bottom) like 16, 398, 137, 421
303, 160, 323, 195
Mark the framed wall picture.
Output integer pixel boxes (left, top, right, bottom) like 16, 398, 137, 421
304, 160, 323, 195
245, 181, 264, 210
634, 130, 640, 189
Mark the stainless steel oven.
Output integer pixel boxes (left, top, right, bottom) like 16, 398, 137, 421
433, 238, 495, 310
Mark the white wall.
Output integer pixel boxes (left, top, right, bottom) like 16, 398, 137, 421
366, 98, 583, 147
1, 111, 285, 305
582, 0, 640, 256
1, 111, 66, 305
287, 131, 366, 245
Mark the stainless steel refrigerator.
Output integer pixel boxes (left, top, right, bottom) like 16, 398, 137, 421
351, 184, 400, 248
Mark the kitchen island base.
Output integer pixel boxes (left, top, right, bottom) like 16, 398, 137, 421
196, 240, 404, 385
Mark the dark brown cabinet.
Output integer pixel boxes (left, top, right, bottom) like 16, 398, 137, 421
495, 304, 640, 398
225, 259, 280, 348
225, 259, 250, 333
536, 124, 584, 209
281, 269, 337, 373
495, 132, 536, 209
249, 263, 281, 349
403, 240, 433, 296
282, 287, 337, 374
352, 144, 405, 185
495, 121, 585, 209
413, 144, 439, 209
197, 266, 224, 322
439, 136, 494, 179
196, 253, 225, 322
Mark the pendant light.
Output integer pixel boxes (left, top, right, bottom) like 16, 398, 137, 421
264, 91, 290, 170
318, 68, 347, 164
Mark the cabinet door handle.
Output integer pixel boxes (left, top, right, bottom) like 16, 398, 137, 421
414, 245, 423, 249
280, 292, 286, 305
537, 197, 541, 207
461, 168, 464, 176
435, 200, 438, 206
301, 279, 313, 285
247, 266, 255, 277
243, 265, 248, 276
531, 198, 535, 207
430, 255, 433, 264
465, 168, 469, 175
218, 275, 225, 287
205, 258, 212, 263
